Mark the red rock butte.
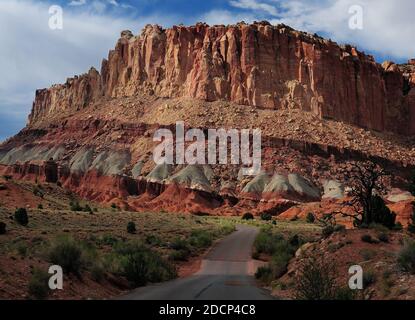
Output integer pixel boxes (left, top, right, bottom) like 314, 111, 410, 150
29, 22, 415, 135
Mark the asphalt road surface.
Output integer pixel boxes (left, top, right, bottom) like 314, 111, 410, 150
121, 225, 273, 300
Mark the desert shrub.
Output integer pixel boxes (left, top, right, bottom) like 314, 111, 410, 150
0, 183, 7, 191
48, 236, 83, 275
254, 230, 297, 283
0, 222, 6, 235
398, 241, 415, 274
28, 268, 50, 300
99, 234, 119, 246
255, 266, 273, 283
335, 287, 356, 300
269, 251, 292, 279
393, 222, 403, 231
294, 256, 338, 300
189, 230, 212, 248
377, 232, 389, 243
254, 230, 283, 255
33, 186, 44, 198
170, 237, 189, 251
145, 234, 162, 246
3, 175, 12, 181
360, 248, 376, 261
289, 234, 301, 248
260, 212, 272, 221
322, 225, 334, 239
192, 211, 209, 216
111, 203, 118, 209
83, 204, 93, 213
333, 224, 346, 233
127, 222, 136, 234
361, 234, 377, 244
90, 263, 105, 282
69, 201, 83, 212
14, 208, 29, 226
363, 269, 377, 287
37, 204, 43, 210
17, 242, 28, 257
219, 222, 235, 235
306, 212, 315, 223
56, 181, 62, 187
116, 242, 176, 287
242, 212, 254, 220
169, 249, 190, 261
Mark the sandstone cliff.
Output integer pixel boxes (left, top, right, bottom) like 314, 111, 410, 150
28, 22, 415, 136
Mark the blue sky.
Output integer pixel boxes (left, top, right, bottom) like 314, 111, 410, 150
1, 0, 415, 142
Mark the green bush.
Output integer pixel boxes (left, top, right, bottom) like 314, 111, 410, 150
294, 256, 338, 300
306, 212, 315, 223
189, 230, 212, 248
48, 237, 83, 275
253, 230, 297, 284
361, 234, 376, 244
242, 212, 254, 220
127, 222, 136, 234
28, 268, 50, 300
334, 224, 346, 232
116, 243, 176, 287
260, 212, 272, 221
170, 237, 189, 251
377, 232, 389, 243
14, 208, 29, 226
0, 222, 6, 235
322, 226, 334, 239
69, 201, 83, 212
335, 287, 356, 300
398, 241, 415, 274
33, 186, 44, 198
394, 222, 403, 231
289, 234, 301, 248
169, 249, 190, 261
90, 263, 105, 282
83, 205, 93, 213
360, 248, 376, 261
145, 234, 162, 246
363, 270, 377, 287
269, 251, 292, 278
255, 266, 273, 283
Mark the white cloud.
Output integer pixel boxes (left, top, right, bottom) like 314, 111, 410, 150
69, 0, 87, 6
0, 0, 176, 140
201, 9, 256, 26
228, 0, 415, 61
229, 0, 279, 16
108, 0, 119, 6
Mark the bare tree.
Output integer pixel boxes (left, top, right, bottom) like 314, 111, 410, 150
340, 160, 395, 228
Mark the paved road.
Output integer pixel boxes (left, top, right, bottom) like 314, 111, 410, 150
121, 225, 273, 300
